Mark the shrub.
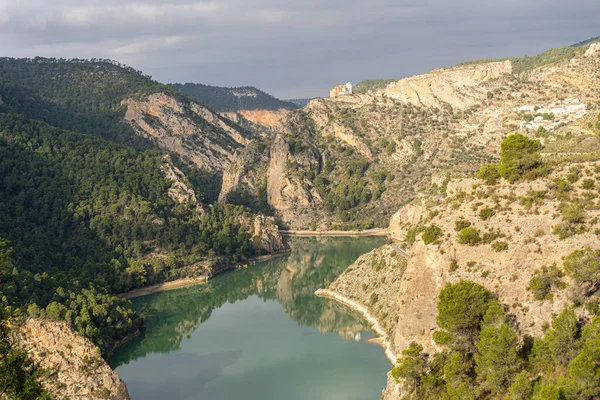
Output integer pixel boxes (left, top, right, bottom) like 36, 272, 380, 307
479, 207, 496, 221
552, 178, 573, 200
491, 241, 509, 252
582, 179, 595, 190
586, 299, 600, 316
422, 225, 443, 245
559, 202, 586, 224
458, 227, 482, 245
553, 222, 582, 240
450, 258, 459, 272
454, 219, 472, 232
528, 264, 564, 300
477, 164, 501, 185
482, 230, 503, 244
563, 247, 600, 295
370, 292, 379, 305
567, 166, 581, 183
406, 225, 424, 246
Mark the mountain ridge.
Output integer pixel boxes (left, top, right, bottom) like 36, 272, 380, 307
171, 82, 298, 112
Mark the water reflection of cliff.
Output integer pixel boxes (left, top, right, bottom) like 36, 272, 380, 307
110, 237, 385, 368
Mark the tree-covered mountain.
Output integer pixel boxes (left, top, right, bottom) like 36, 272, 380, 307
171, 82, 298, 112
0, 57, 170, 147
0, 58, 286, 356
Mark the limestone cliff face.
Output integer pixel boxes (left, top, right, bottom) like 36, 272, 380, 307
218, 142, 270, 204
382, 60, 512, 110
218, 151, 246, 203
265, 134, 314, 222
266, 134, 290, 209
388, 203, 428, 240
221, 109, 289, 129
160, 155, 204, 215
252, 215, 287, 253
18, 318, 130, 400
305, 99, 374, 159
123, 92, 250, 172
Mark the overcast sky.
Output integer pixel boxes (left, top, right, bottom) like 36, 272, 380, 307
0, 1, 599, 98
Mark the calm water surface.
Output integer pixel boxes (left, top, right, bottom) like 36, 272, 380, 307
110, 237, 390, 400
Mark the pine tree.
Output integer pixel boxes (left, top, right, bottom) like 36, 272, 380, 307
475, 323, 522, 395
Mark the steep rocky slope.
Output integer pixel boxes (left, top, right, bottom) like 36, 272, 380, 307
124, 92, 254, 172
17, 319, 130, 400
250, 42, 600, 229
318, 41, 600, 398
382, 60, 512, 110
328, 159, 600, 398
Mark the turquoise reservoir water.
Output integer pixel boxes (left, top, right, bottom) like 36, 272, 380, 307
110, 237, 391, 400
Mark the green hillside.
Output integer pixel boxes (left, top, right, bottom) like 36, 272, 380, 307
172, 82, 298, 112
0, 60, 270, 354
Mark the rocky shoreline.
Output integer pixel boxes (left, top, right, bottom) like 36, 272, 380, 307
315, 288, 397, 364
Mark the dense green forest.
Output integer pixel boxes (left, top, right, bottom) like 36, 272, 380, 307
0, 108, 263, 354
171, 82, 298, 112
0, 57, 173, 147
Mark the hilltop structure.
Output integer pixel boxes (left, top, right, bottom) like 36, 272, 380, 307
330, 82, 353, 98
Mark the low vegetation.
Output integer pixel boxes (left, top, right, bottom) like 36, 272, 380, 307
457, 227, 482, 246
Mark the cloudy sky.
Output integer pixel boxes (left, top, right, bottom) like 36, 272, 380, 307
0, 1, 598, 98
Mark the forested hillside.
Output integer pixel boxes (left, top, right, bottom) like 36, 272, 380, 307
172, 82, 298, 112
0, 57, 169, 146
0, 59, 282, 356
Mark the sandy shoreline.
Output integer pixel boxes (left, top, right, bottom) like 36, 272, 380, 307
120, 250, 291, 300
281, 228, 389, 237
315, 288, 397, 364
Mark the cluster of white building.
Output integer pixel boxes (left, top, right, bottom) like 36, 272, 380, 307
518, 98, 587, 131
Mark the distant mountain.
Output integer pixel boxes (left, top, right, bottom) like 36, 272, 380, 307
171, 82, 298, 112
571, 35, 600, 47
285, 98, 315, 107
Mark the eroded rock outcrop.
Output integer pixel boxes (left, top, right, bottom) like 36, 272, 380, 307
388, 202, 428, 240
382, 61, 512, 110
585, 42, 600, 57
252, 215, 287, 254
160, 155, 204, 214
222, 109, 289, 129
123, 93, 248, 171
18, 318, 130, 400
266, 134, 313, 217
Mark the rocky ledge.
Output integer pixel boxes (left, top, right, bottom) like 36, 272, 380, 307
18, 318, 130, 400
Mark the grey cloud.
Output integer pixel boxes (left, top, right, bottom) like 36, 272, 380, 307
0, 0, 598, 98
